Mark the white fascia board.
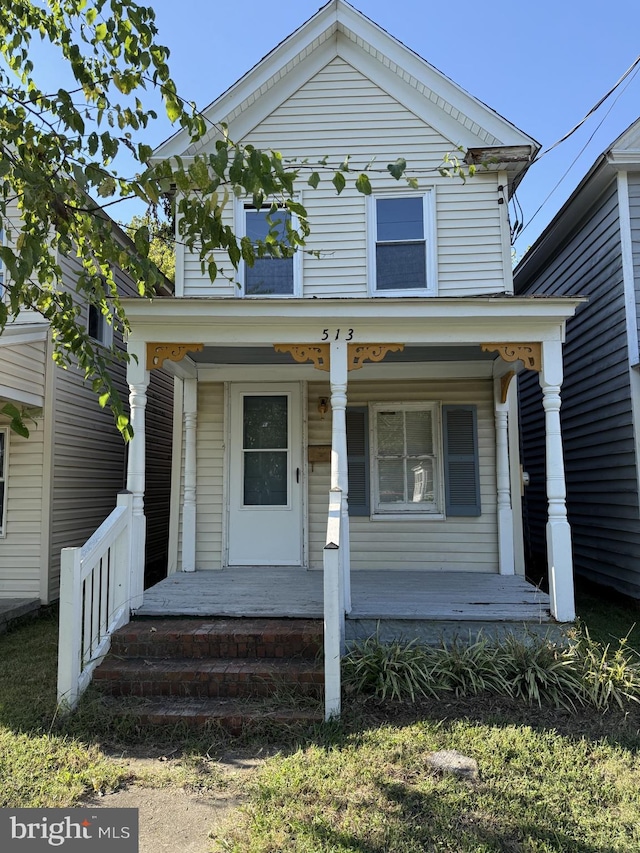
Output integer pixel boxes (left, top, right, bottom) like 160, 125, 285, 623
123, 296, 584, 346
0, 324, 49, 347
0, 384, 45, 407
607, 150, 640, 169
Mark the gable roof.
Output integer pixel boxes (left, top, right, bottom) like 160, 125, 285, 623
514, 115, 640, 288
154, 0, 538, 178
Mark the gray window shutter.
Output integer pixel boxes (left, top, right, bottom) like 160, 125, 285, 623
346, 407, 370, 516
443, 405, 481, 517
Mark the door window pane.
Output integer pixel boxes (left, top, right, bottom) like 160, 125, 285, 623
243, 396, 287, 449
244, 451, 287, 506
242, 396, 288, 506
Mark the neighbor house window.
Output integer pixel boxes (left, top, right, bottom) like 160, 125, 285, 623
371, 403, 441, 514
0, 429, 7, 536
88, 304, 112, 346
241, 205, 300, 296
346, 403, 481, 518
368, 193, 435, 295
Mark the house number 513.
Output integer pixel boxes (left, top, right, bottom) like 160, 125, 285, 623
321, 328, 354, 341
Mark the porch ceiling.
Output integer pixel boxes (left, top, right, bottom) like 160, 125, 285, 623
188, 344, 496, 366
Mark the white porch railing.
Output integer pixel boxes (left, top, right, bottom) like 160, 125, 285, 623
323, 486, 346, 720
57, 491, 133, 712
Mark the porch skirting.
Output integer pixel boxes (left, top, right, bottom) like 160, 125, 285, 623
135, 568, 552, 626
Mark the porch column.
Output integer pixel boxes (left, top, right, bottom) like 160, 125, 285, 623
126, 343, 149, 610
329, 338, 351, 616
540, 340, 575, 622
494, 378, 515, 575
182, 378, 197, 572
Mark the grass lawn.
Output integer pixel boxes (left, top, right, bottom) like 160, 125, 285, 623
0, 593, 639, 852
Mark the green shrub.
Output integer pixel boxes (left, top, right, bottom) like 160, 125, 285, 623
342, 626, 640, 713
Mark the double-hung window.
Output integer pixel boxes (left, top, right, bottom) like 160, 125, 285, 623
346, 403, 481, 519
0, 429, 7, 536
371, 403, 440, 514
369, 193, 435, 295
241, 204, 299, 296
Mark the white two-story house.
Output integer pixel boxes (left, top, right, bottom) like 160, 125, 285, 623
109, 2, 582, 651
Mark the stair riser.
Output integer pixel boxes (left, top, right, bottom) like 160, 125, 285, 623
110, 636, 322, 660
96, 676, 323, 700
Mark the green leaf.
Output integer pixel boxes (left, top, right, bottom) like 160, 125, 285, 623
94, 22, 107, 41
355, 173, 372, 195
307, 172, 320, 189
332, 172, 346, 195
387, 158, 407, 180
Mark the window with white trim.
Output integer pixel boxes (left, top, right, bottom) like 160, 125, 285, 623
0, 429, 7, 536
368, 193, 435, 295
347, 403, 481, 519
371, 403, 441, 514
87, 303, 112, 347
240, 204, 300, 296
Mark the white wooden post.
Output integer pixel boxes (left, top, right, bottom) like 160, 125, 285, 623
126, 343, 149, 609
57, 546, 83, 710
324, 487, 343, 720
494, 378, 515, 575
114, 491, 133, 613
182, 378, 198, 572
329, 338, 350, 615
540, 340, 575, 622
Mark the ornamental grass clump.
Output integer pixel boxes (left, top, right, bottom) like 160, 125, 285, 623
571, 626, 640, 711
343, 625, 640, 713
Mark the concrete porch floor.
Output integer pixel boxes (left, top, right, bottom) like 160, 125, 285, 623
136, 568, 554, 628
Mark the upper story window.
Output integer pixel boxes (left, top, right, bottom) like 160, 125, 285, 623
368, 193, 436, 296
240, 205, 301, 297
0, 429, 7, 537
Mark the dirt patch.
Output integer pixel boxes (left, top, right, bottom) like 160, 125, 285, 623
84, 752, 264, 853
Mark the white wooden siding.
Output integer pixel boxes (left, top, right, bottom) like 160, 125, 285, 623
182, 56, 505, 299
192, 382, 225, 570
0, 414, 45, 598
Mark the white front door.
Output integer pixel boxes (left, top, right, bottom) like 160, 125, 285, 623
228, 383, 304, 566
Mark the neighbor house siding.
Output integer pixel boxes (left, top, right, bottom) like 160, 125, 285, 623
0, 339, 47, 403
182, 56, 505, 299
0, 413, 46, 598
48, 257, 133, 600
518, 180, 640, 597
629, 173, 640, 351
307, 377, 497, 571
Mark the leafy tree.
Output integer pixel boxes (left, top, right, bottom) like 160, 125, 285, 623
0, 1, 470, 438
125, 212, 175, 282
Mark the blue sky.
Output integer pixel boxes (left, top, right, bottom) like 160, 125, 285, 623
22, 0, 640, 255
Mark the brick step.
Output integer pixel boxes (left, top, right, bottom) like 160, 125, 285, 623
100, 696, 324, 736
110, 618, 323, 660
94, 657, 324, 699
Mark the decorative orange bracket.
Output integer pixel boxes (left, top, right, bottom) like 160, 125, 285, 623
273, 344, 330, 371
147, 342, 204, 370
481, 343, 541, 372
348, 343, 404, 371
